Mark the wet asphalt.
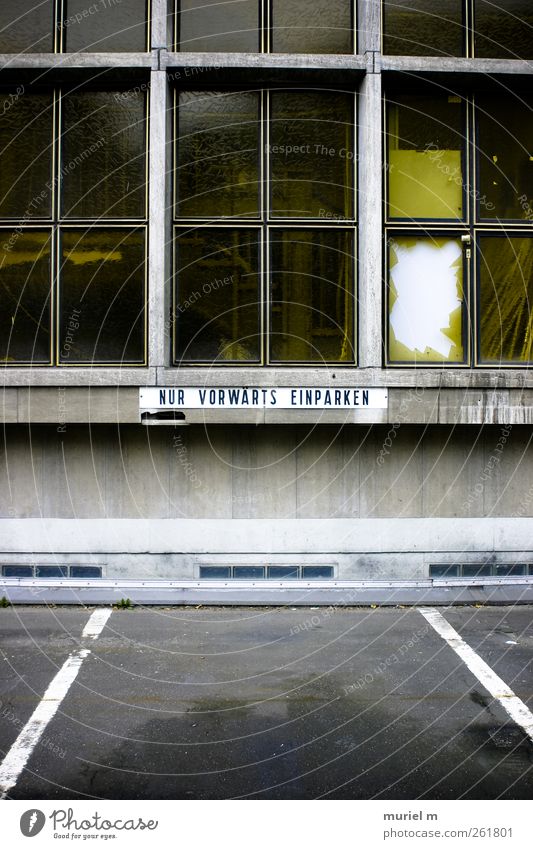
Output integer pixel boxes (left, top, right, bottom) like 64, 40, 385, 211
0, 605, 531, 799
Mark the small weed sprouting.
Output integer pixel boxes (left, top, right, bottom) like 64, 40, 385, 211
114, 598, 133, 610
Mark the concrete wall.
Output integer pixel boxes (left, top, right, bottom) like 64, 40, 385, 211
2, 423, 531, 520
1, 424, 532, 580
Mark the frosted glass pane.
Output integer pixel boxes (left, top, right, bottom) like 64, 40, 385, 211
177, 0, 260, 52
61, 90, 147, 219
63, 0, 147, 52
270, 92, 354, 219
0, 93, 53, 218
174, 229, 261, 362
272, 0, 352, 54
270, 229, 354, 363
0, 0, 54, 53
177, 91, 260, 218
383, 0, 464, 56
475, 0, 533, 59
388, 236, 465, 363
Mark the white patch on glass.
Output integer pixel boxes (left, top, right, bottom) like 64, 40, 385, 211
390, 239, 461, 358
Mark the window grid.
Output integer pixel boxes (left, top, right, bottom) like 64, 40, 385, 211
0, 87, 149, 366
198, 565, 335, 579
172, 88, 358, 366
384, 92, 533, 368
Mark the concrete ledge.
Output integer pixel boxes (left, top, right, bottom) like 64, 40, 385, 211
0, 517, 530, 554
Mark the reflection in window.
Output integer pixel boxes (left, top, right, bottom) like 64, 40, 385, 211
271, 0, 352, 54
0, 231, 52, 363
479, 236, 533, 363
270, 92, 354, 219
176, 92, 260, 219
177, 0, 260, 52
387, 95, 464, 220
61, 91, 147, 219
63, 0, 148, 52
0, 93, 54, 219
59, 229, 146, 363
0, 0, 54, 52
383, 0, 464, 56
270, 229, 354, 363
477, 95, 533, 221
474, 0, 533, 59
174, 229, 261, 362
388, 236, 465, 363
233, 566, 265, 578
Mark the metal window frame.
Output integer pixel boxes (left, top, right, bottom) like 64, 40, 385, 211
172, 85, 358, 366
384, 90, 533, 368
0, 86, 150, 367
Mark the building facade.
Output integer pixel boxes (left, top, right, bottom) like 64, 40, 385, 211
1, 0, 533, 598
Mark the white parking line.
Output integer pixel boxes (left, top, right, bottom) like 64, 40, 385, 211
420, 607, 533, 743
0, 608, 112, 799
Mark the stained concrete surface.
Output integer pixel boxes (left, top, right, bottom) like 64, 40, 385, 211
0, 606, 531, 799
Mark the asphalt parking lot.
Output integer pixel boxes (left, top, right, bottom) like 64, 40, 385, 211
0, 605, 531, 799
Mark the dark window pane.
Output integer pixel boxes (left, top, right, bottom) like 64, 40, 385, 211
388, 236, 465, 364
0, 231, 52, 363
270, 229, 354, 363
36, 566, 69, 577
63, 0, 147, 52
61, 90, 147, 219
387, 95, 465, 220
199, 566, 231, 578
479, 236, 533, 363
0, 92, 53, 218
177, 0, 260, 52
59, 228, 146, 363
233, 566, 265, 579
477, 95, 533, 221
70, 566, 102, 577
474, 0, 533, 58
174, 228, 261, 362
268, 565, 300, 578
177, 92, 260, 219
270, 92, 354, 219
383, 0, 464, 56
0, 0, 54, 52
462, 564, 492, 577
495, 564, 526, 576
2, 565, 33, 577
302, 566, 334, 578
429, 564, 460, 578
272, 0, 352, 53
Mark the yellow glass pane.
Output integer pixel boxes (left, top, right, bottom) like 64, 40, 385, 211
387, 95, 464, 220
388, 236, 464, 363
479, 236, 533, 363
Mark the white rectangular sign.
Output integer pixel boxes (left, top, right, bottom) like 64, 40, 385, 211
140, 387, 388, 410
